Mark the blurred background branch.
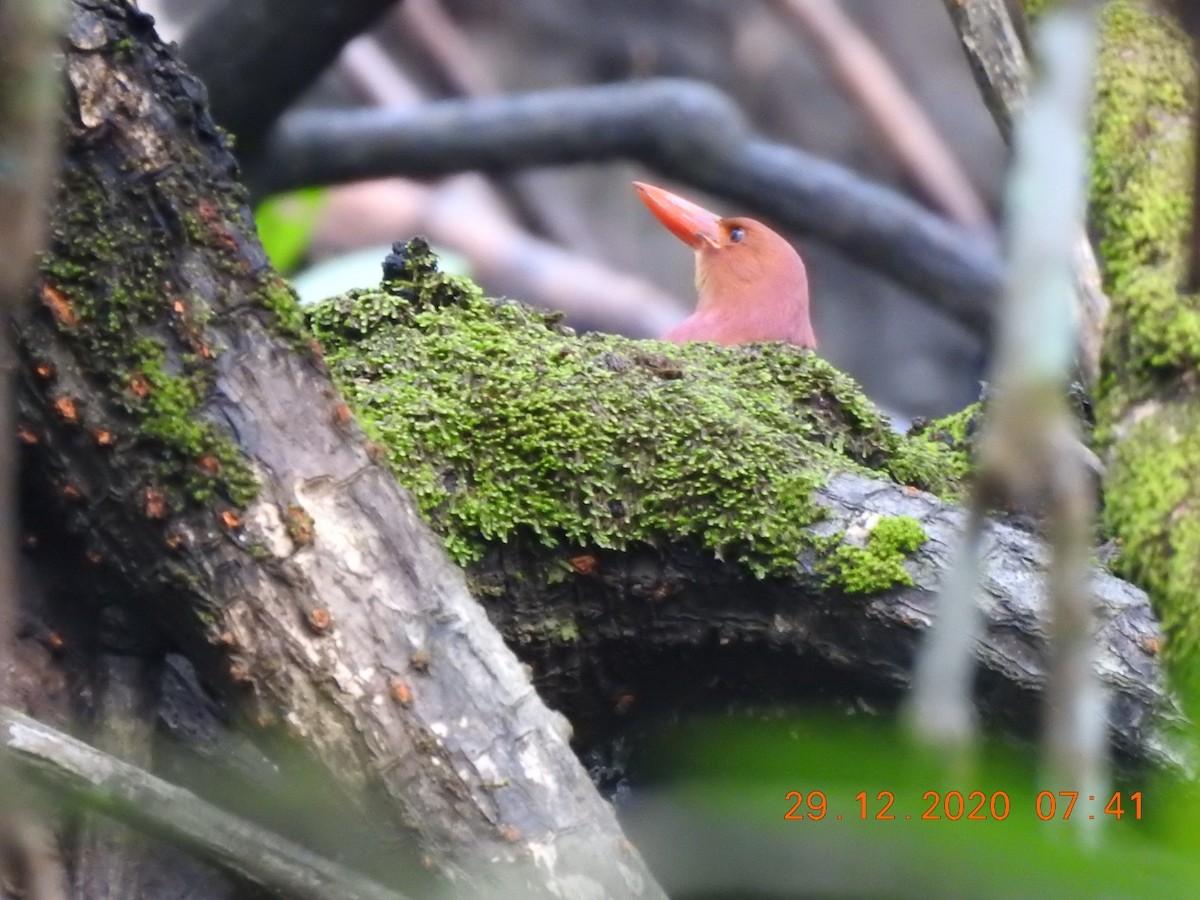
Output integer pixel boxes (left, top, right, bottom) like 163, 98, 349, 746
179, 0, 399, 157
160, 0, 1005, 422
0, 0, 66, 893
260, 79, 1003, 339
773, 0, 991, 232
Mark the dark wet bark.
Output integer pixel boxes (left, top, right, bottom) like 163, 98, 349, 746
14, 2, 666, 897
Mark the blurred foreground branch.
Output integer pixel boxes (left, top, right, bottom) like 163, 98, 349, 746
942, 0, 1109, 385
260, 79, 1004, 339
0, 0, 66, 896
912, 6, 1107, 809
1, 708, 409, 900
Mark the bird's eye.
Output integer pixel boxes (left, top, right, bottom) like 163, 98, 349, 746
729, 226, 745, 243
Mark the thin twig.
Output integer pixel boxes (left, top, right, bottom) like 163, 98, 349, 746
396, 0, 498, 97
334, 37, 685, 335
772, 0, 991, 231
390, 0, 609, 256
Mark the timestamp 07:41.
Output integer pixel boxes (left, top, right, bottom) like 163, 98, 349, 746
783, 790, 1143, 822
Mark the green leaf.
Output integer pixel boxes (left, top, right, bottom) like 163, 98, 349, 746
255, 188, 327, 274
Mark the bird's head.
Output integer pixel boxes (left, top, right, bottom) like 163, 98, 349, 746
633, 182, 811, 340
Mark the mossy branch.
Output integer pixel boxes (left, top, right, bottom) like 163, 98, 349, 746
309, 239, 967, 581
1089, 1, 1200, 711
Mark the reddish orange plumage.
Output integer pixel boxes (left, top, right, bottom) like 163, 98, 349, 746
634, 182, 815, 349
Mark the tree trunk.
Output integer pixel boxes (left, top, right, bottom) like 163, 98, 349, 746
13, 1, 665, 896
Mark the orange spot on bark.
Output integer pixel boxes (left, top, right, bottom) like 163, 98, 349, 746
390, 678, 413, 707
285, 504, 315, 546
305, 607, 332, 634
142, 487, 168, 519
40, 283, 77, 327
53, 396, 78, 423
569, 554, 598, 575
128, 372, 151, 399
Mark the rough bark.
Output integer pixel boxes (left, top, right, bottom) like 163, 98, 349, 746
19, 2, 664, 897
471, 472, 1175, 769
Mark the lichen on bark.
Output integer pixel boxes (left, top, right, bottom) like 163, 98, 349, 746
308, 239, 961, 581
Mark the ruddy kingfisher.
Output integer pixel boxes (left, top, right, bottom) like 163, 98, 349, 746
634, 181, 816, 349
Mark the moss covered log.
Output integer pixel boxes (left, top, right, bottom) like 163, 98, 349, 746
1089, 1, 1200, 698
308, 239, 965, 585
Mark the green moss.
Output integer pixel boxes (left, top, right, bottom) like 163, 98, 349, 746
819, 515, 927, 595
904, 402, 980, 484
1091, 1, 1199, 397
1022, 0, 1051, 21
258, 274, 311, 346
1089, 3, 1200, 694
521, 617, 582, 644
1101, 401, 1200, 681
39, 161, 259, 510
309, 239, 961, 578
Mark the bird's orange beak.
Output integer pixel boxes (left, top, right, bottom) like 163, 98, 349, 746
633, 182, 721, 250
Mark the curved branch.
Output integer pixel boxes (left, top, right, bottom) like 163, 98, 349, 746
260, 79, 1004, 338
